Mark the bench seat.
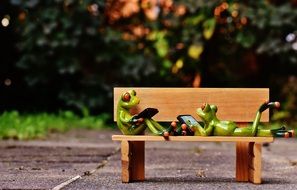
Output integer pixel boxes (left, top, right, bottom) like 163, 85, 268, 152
112, 135, 274, 142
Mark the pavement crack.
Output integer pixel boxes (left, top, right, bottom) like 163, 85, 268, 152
52, 175, 81, 190
51, 146, 120, 190
82, 146, 120, 177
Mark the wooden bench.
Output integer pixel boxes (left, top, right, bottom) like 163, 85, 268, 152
112, 88, 274, 184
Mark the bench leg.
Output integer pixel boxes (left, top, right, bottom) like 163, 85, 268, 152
248, 142, 262, 184
236, 142, 262, 184
121, 140, 145, 183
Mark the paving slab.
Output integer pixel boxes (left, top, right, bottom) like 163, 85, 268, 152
0, 129, 119, 190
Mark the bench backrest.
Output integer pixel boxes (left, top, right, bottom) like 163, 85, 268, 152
114, 88, 269, 122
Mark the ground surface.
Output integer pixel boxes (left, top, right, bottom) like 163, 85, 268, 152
1, 129, 297, 190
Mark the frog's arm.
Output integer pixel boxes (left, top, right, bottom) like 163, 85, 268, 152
190, 123, 214, 136
199, 124, 214, 136
119, 110, 132, 124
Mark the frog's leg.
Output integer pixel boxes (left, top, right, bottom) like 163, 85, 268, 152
233, 123, 292, 137
146, 119, 173, 136
232, 124, 270, 136
251, 101, 280, 136
270, 130, 290, 138
128, 124, 147, 135
144, 119, 163, 135
150, 119, 167, 131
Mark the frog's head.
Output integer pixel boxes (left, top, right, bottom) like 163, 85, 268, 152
118, 90, 140, 109
196, 103, 218, 123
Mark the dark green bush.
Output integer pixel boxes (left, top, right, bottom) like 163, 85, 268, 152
2, 0, 297, 125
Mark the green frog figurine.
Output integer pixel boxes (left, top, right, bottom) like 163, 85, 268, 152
176, 101, 294, 137
116, 90, 170, 136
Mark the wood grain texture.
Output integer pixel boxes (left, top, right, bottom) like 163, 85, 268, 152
113, 135, 274, 143
114, 88, 269, 122
121, 141, 130, 183
121, 140, 145, 183
236, 142, 250, 182
249, 143, 262, 184
130, 141, 145, 182
236, 142, 262, 184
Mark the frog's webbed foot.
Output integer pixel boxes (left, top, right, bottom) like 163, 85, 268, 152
270, 126, 295, 138
169, 121, 181, 136
168, 121, 180, 136
169, 121, 195, 136
273, 130, 295, 138
259, 101, 280, 113
161, 126, 174, 138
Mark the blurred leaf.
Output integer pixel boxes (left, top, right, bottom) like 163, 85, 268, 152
203, 18, 216, 40
155, 38, 169, 57
188, 44, 203, 60
162, 60, 172, 69
272, 111, 290, 121
236, 32, 255, 48
185, 14, 204, 26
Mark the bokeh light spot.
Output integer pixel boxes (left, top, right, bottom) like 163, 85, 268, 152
286, 33, 295, 43
1, 17, 9, 27
4, 78, 12, 86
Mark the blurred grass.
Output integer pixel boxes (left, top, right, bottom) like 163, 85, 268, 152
0, 111, 111, 140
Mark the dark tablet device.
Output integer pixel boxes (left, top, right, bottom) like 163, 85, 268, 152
177, 115, 201, 127
134, 108, 159, 119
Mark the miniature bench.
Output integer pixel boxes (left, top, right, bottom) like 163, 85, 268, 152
112, 88, 274, 184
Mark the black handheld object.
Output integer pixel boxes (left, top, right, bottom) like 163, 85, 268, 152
177, 115, 201, 127
134, 108, 159, 119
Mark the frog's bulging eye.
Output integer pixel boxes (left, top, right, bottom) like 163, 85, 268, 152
132, 90, 136, 96
122, 92, 131, 102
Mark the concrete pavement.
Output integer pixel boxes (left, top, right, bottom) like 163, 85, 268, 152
1, 129, 297, 189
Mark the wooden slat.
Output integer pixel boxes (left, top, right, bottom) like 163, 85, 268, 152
112, 135, 274, 143
114, 88, 269, 122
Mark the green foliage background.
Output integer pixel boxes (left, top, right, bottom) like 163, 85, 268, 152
1, 0, 297, 125
0, 111, 109, 140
